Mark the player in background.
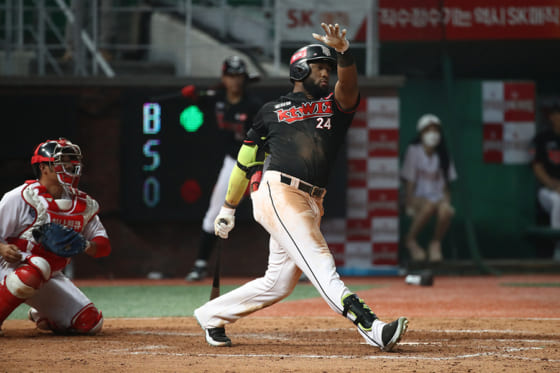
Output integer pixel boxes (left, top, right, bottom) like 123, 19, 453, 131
0, 138, 111, 335
185, 56, 262, 281
194, 23, 408, 351
531, 102, 560, 261
400, 114, 457, 262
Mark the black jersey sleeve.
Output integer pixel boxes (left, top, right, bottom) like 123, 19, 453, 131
245, 106, 268, 147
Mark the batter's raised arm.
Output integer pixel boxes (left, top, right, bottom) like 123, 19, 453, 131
313, 23, 358, 111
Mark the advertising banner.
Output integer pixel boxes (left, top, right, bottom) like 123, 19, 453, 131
482, 81, 536, 164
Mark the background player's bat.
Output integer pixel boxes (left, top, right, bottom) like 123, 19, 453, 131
149, 86, 217, 102
149, 73, 260, 102
209, 239, 222, 300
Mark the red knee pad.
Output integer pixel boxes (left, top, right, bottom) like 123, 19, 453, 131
5, 256, 51, 299
15, 266, 43, 290
71, 304, 103, 334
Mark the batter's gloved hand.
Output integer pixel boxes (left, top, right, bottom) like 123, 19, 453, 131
181, 85, 197, 99
214, 206, 236, 239
312, 23, 350, 54
32, 222, 88, 258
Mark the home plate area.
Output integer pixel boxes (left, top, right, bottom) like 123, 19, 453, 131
2, 316, 559, 372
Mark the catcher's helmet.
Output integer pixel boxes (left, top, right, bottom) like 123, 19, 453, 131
222, 56, 248, 76
289, 44, 336, 82
31, 138, 83, 196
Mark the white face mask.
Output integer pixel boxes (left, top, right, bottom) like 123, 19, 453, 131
422, 131, 441, 148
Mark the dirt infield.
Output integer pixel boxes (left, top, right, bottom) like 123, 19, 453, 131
2, 274, 560, 372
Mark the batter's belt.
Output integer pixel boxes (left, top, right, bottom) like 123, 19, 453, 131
278, 173, 327, 198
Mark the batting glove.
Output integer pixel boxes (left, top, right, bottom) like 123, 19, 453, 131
312, 23, 349, 54
214, 206, 236, 239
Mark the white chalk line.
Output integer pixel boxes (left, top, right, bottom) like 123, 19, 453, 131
107, 317, 560, 321
129, 329, 560, 340
424, 329, 560, 336
107, 349, 560, 363
119, 329, 560, 363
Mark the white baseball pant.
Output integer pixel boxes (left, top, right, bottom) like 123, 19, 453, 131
538, 187, 560, 228
0, 258, 93, 329
195, 170, 351, 328
202, 155, 237, 234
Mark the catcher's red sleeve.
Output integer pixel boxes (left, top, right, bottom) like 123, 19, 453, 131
91, 236, 111, 258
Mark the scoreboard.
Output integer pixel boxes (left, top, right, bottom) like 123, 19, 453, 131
121, 88, 225, 221
120, 86, 347, 222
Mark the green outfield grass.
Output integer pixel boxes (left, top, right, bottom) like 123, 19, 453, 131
8, 284, 375, 320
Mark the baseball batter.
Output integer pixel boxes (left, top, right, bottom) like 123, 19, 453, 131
194, 23, 408, 351
185, 56, 262, 281
0, 138, 111, 335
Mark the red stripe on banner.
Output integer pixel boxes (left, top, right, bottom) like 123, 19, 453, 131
346, 218, 370, 242
504, 81, 535, 121
368, 189, 399, 217
372, 242, 399, 265
445, 0, 560, 41
347, 159, 367, 188
377, 0, 560, 41
483, 123, 504, 163
353, 99, 367, 128
378, 0, 443, 41
368, 129, 399, 157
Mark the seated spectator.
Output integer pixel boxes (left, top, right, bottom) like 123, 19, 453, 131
400, 114, 458, 262
531, 102, 560, 261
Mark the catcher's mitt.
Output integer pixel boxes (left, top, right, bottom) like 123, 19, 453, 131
32, 222, 87, 257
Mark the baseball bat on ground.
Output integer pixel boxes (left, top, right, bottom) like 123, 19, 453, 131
209, 238, 222, 300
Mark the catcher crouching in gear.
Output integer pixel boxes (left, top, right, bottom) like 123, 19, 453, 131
0, 138, 111, 335
194, 23, 408, 351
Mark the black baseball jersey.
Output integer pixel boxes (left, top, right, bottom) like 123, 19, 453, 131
211, 90, 262, 158
532, 128, 560, 181
247, 91, 358, 187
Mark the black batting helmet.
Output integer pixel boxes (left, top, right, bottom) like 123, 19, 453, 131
222, 56, 248, 76
289, 44, 336, 82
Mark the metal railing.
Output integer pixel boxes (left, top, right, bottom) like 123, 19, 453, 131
0, 0, 274, 77
1, 1, 378, 78
1, 0, 191, 77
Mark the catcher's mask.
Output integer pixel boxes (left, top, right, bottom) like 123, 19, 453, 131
222, 56, 248, 77
289, 44, 336, 82
31, 138, 83, 196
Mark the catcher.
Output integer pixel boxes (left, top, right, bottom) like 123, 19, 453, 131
0, 138, 111, 335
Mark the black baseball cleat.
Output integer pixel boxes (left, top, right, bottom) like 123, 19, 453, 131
355, 316, 408, 351
205, 327, 232, 347
380, 317, 408, 352
342, 293, 408, 351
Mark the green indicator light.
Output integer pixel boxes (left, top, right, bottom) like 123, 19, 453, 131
179, 106, 204, 132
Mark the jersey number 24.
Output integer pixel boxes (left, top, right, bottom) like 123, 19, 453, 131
316, 117, 332, 130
